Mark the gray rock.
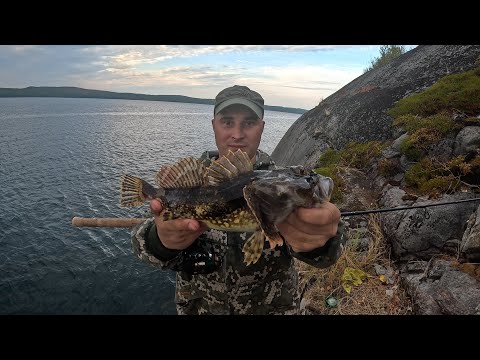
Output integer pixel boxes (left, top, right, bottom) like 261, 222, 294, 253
356, 237, 370, 251
461, 206, 480, 261
380, 193, 478, 260
399, 155, 410, 171
426, 136, 455, 161
392, 173, 404, 183
401, 259, 480, 315
374, 264, 387, 275
382, 148, 400, 159
453, 126, 480, 156
405, 261, 427, 273
382, 133, 408, 159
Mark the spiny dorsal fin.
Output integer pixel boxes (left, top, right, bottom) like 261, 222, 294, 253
155, 157, 207, 189
207, 149, 253, 185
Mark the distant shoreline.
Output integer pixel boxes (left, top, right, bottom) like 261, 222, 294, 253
0, 86, 307, 115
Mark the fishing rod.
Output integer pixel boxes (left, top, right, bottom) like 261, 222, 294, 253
340, 197, 480, 217
71, 197, 480, 228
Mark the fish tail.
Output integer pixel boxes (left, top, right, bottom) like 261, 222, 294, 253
120, 175, 159, 207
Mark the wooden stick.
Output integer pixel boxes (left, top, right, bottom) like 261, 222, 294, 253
72, 217, 147, 228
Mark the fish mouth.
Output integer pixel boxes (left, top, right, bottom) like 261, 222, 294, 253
313, 176, 334, 202
313, 185, 320, 200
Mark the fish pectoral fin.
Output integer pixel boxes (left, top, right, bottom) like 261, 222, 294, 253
242, 231, 264, 266
243, 185, 283, 251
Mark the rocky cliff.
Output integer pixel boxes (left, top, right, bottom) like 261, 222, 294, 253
282, 45, 480, 315
271, 45, 480, 167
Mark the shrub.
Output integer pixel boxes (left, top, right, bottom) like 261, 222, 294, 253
399, 136, 423, 161
364, 45, 407, 73
378, 158, 399, 177
342, 141, 385, 169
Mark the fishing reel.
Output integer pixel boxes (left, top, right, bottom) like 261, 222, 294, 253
176, 243, 222, 275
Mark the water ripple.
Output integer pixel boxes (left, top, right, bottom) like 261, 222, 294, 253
0, 97, 299, 314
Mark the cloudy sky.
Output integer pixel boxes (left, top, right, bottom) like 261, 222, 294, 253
0, 45, 415, 110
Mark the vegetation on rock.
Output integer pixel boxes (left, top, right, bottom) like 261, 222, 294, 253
314, 141, 385, 201
388, 67, 480, 118
363, 45, 408, 73
389, 67, 480, 196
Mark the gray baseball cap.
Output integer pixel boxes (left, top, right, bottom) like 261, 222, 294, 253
214, 85, 265, 119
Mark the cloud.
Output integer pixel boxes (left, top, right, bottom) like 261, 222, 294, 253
77, 45, 373, 70
0, 45, 40, 54
74, 62, 362, 109
214, 64, 363, 108
0, 45, 375, 108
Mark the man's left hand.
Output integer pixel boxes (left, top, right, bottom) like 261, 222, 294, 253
275, 202, 341, 253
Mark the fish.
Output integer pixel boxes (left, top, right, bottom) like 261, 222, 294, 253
120, 149, 334, 265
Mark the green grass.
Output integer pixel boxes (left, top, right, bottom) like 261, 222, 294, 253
388, 67, 480, 118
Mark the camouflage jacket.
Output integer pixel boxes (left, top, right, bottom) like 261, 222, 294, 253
130, 149, 346, 315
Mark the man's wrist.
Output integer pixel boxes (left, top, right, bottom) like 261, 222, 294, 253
146, 222, 182, 260
289, 220, 346, 265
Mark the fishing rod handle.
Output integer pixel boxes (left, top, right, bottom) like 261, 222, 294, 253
71, 217, 147, 228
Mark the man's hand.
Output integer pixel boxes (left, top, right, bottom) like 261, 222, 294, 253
275, 202, 341, 253
150, 199, 208, 250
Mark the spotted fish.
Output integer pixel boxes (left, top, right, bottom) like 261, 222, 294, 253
120, 149, 334, 265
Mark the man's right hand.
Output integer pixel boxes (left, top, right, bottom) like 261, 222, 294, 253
150, 199, 208, 250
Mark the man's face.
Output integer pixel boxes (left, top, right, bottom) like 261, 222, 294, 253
212, 104, 265, 162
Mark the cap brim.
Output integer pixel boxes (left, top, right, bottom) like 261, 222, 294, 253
214, 97, 263, 119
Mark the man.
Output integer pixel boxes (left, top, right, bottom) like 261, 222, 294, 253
131, 85, 346, 315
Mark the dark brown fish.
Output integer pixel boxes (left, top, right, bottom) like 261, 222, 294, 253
120, 149, 333, 265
